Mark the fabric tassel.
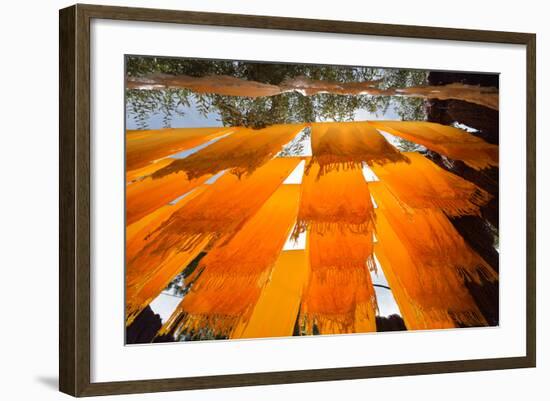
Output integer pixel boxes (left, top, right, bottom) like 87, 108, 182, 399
371, 152, 491, 217
126, 186, 207, 265
370, 182, 496, 330
159, 184, 301, 338
295, 162, 376, 235
152, 124, 305, 180
308, 121, 408, 176
299, 227, 378, 335
125, 157, 300, 325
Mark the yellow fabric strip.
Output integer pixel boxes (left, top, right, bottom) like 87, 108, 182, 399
232, 249, 310, 339
370, 152, 491, 217
368, 121, 498, 170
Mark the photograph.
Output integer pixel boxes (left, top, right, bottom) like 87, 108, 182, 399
123, 55, 500, 344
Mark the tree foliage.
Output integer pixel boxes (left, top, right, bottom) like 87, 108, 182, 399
126, 56, 428, 129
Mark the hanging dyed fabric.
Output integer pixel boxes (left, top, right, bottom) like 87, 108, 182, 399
125, 187, 210, 326
370, 182, 496, 329
126, 158, 174, 183
126, 184, 210, 325
125, 157, 301, 325
232, 249, 310, 339
159, 184, 301, 339
126, 126, 233, 172
152, 124, 305, 180
368, 121, 498, 170
296, 162, 376, 235
300, 227, 378, 335
126, 186, 207, 264
149, 157, 302, 251
126, 236, 210, 326
370, 152, 491, 217
126, 171, 211, 226
308, 121, 408, 176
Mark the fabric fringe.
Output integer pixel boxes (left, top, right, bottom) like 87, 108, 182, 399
299, 227, 378, 335
371, 182, 495, 330
371, 152, 492, 217
152, 124, 304, 180
308, 121, 408, 177
125, 158, 300, 326
159, 185, 301, 338
295, 162, 376, 235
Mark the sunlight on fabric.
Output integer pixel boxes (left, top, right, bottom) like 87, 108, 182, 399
283, 160, 306, 184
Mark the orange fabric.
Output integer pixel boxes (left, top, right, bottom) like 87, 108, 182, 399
126, 171, 210, 226
126, 237, 210, 326
125, 158, 300, 326
232, 249, 310, 339
126, 186, 207, 264
308, 121, 408, 175
300, 227, 378, 335
152, 157, 301, 251
371, 152, 491, 217
126, 126, 233, 171
368, 121, 498, 170
160, 184, 301, 338
126, 158, 173, 183
370, 182, 495, 329
296, 162, 376, 235
123, 120, 499, 338
125, 186, 210, 325
153, 124, 305, 180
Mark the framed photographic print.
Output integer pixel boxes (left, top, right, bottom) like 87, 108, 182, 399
59, 4, 536, 397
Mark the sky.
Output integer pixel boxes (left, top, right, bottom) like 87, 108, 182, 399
126, 92, 402, 131
126, 95, 224, 130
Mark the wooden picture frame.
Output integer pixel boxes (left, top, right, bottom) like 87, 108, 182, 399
59, 3, 536, 397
